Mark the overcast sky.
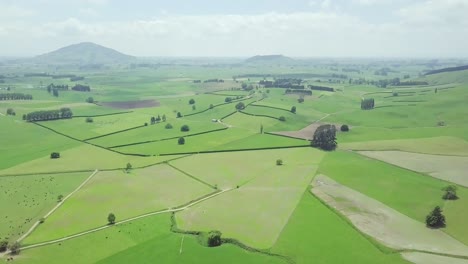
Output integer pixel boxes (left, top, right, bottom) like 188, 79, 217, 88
0, 0, 467, 57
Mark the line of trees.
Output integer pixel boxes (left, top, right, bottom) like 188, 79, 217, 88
47, 84, 69, 92
72, 84, 91, 92
23, 107, 73, 122
204, 79, 224, 83
150, 114, 166, 124
308, 85, 334, 92
260, 78, 304, 89
361, 98, 375, 110
285, 89, 312, 95
0, 93, 33, 100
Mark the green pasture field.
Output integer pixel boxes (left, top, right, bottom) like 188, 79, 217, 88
318, 151, 468, 244
175, 148, 325, 248
17, 214, 284, 264
271, 192, 409, 264
0, 172, 89, 241
170, 147, 324, 189
0, 144, 175, 175
24, 164, 213, 244
89, 115, 224, 147
0, 117, 79, 171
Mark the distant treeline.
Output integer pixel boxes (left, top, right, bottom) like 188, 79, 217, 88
72, 84, 91, 92
425, 65, 468, 75
234, 73, 348, 79
259, 78, 304, 89
308, 85, 334, 92
204, 79, 224, 83
374, 78, 428, 88
24, 108, 73, 122
24, 73, 85, 81
0, 93, 33, 100
285, 89, 312, 95
395, 81, 429, 86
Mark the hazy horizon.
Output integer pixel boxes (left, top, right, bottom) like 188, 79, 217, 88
1, 0, 467, 58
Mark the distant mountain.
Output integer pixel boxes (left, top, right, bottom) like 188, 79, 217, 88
245, 55, 295, 64
34, 42, 135, 64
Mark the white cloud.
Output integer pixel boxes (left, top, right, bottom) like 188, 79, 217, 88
0, 4, 35, 20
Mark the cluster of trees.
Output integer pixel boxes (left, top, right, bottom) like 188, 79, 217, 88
285, 89, 312, 95
241, 83, 254, 91
193, 80, 202, 83
375, 78, 428, 88
23, 108, 73, 122
0, 240, 20, 255
72, 84, 91, 92
0, 93, 33, 100
47, 83, 69, 92
204, 79, 224, 83
308, 85, 334, 92
298, 95, 305, 103
24, 73, 49, 77
361, 98, 375, 110
150, 114, 166, 124
311, 124, 337, 151
259, 78, 304, 89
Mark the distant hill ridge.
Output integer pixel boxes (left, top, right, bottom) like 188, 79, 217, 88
245, 54, 294, 63
425, 65, 468, 75
34, 42, 135, 64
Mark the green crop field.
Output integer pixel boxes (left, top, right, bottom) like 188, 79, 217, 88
1, 50, 467, 264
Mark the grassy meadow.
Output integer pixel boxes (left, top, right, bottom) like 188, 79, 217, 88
0, 60, 467, 263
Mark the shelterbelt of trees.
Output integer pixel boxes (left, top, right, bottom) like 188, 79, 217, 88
0, 93, 33, 100
23, 107, 73, 122
259, 78, 304, 89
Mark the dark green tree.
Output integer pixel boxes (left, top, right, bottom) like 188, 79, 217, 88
276, 159, 283, 166
189, 98, 195, 105
107, 213, 116, 225
86, 97, 94, 103
279, 116, 286, 121
235, 102, 245, 111
50, 152, 60, 159
86, 117, 93, 123
178, 137, 185, 145
165, 123, 173, 129
126, 163, 132, 172
311, 124, 337, 151
426, 206, 445, 228
361, 98, 375, 110
291, 106, 296, 113
57, 194, 64, 202
442, 185, 458, 200
207, 231, 222, 247
53, 89, 59, 97
177, 112, 182, 118
162, 114, 166, 122
340, 124, 349, 132
181, 125, 190, 132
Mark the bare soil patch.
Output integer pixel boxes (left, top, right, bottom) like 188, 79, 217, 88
272, 122, 345, 140
401, 252, 468, 264
311, 175, 468, 257
98, 99, 160, 109
358, 151, 468, 187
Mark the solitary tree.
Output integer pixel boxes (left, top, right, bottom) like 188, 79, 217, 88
165, 123, 173, 129
181, 125, 190, 132
192, 105, 196, 111
312, 124, 337, 151
276, 159, 283, 166
107, 213, 116, 225
126, 163, 132, 172
8, 242, 21, 255
279, 116, 286, 121
426, 206, 445, 228
50, 152, 60, 159
86, 117, 93, 123
298, 96, 304, 103
260, 124, 263, 134
189, 98, 195, 105
6, 108, 15, 116
177, 112, 182, 118
340, 124, 349, 132
235, 102, 245, 111
178, 137, 185, 145
291, 106, 296, 113
57, 194, 64, 202
86, 97, 94, 103
209, 104, 214, 109
162, 114, 166, 122
207, 231, 222, 247
443, 185, 458, 200
53, 89, 59, 97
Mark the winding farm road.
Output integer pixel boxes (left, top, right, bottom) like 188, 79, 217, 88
14, 188, 233, 253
